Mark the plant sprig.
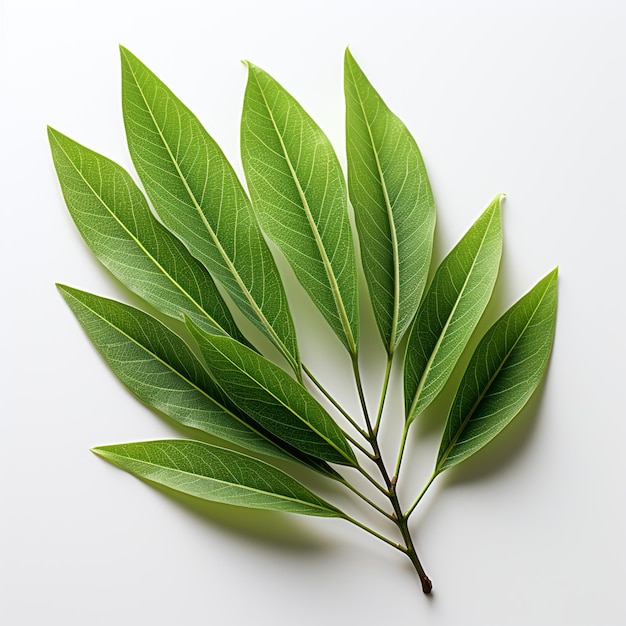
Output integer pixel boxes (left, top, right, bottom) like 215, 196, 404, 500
50, 46, 558, 595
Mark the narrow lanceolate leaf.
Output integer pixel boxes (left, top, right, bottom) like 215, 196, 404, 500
48, 128, 246, 343
187, 320, 358, 467
345, 49, 436, 354
120, 47, 300, 373
404, 195, 503, 423
57, 285, 325, 468
93, 440, 344, 518
436, 268, 558, 473
241, 63, 359, 355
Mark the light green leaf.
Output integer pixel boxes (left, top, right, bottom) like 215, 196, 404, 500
120, 47, 300, 374
344, 49, 436, 354
187, 319, 358, 467
241, 63, 359, 355
404, 195, 503, 423
57, 285, 334, 474
436, 269, 558, 473
93, 440, 344, 517
48, 128, 246, 343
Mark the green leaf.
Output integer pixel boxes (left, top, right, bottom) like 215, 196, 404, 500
93, 440, 344, 517
187, 319, 358, 467
48, 128, 247, 343
241, 63, 360, 355
57, 284, 330, 470
119, 46, 300, 374
344, 49, 436, 354
436, 268, 558, 473
404, 195, 503, 423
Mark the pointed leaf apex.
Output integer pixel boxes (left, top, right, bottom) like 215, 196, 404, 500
344, 47, 360, 68
47, 126, 59, 145
244, 61, 264, 76
47, 126, 73, 145
119, 46, 140, 66
538, 267, 559, 284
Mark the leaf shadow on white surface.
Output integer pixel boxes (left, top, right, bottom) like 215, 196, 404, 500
105, 468, 337, 552
439, 372, 550, 486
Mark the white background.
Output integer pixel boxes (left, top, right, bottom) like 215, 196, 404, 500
1, 0, 625, 624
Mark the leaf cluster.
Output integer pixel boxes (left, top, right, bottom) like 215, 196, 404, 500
50, 47, 558, 594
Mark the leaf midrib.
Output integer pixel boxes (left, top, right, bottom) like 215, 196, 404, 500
96, 446, 338, 514
435, 276, 553, 472
61, 288, 282, 454
122, 51, 298, 373
51, 132, 228, 336
250, 69, 357, 357
205, 336, 355, 466
347, 59, 400, 354
407, 204, 499, 423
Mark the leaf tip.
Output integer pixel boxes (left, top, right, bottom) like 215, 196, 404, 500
119, 45, 138, 67
47, 125, 59, 147
47, 126, 72, 149
183, 313, 200, 336
540, 266, 559, 285
91, 444, 119, 459
242, 60, 262, 76
344, 46, 358, 69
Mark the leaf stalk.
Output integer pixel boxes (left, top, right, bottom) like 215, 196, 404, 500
373, 353, 394, 434
405, 473, 436, 520
303, 364, 369, 438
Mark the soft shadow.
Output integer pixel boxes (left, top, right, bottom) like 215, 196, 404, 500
442, 373, 549, 486
120, 475, 334, 554
410, 231, 522, 439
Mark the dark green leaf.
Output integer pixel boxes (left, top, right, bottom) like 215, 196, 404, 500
241, 63, 360, 355
436, 268, 558, 473
345, 49, 436, 354
57, 285, 320, 467
404, 195, 503, 422
187, 319, 358, 467
48, 127, 246, 343
120, 47, 300, 374
93, 440, 344, 517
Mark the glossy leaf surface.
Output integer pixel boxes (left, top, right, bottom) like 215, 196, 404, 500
49, 128, 245, 342
345, 49, 436, 353
188, 320, 358, 467
242, 63, 359, 354
120, 47, 300, 372
93, 440, 344, 517
436, 269, 558, 473
405, 195, 503, 422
